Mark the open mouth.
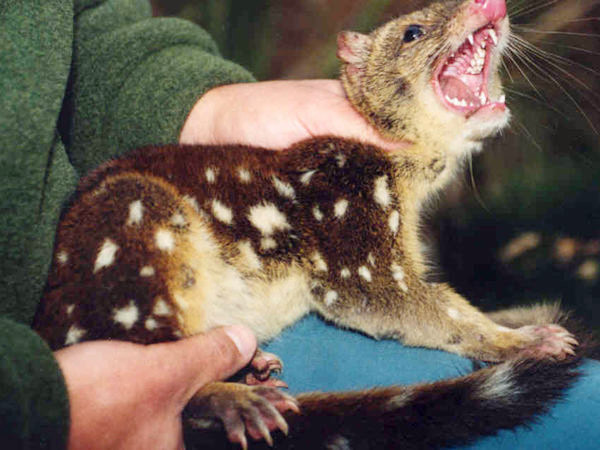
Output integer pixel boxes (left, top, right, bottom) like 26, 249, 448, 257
433, 24, 505, 117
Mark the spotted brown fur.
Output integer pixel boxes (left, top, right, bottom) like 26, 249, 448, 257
32, 0, 585, 448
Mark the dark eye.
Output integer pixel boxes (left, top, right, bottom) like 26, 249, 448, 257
403, 24, 424, 43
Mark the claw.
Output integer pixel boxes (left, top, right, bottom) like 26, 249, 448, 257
274, 412, 289, 436
229, 430, 248, 450
256, 419, 273, 447
283, 399, 301, 414
565, 347, 576, 356
564, 337, 580, 346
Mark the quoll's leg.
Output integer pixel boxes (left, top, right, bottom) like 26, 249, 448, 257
184, 381, 299, 450
313, 280, 577, 362
433, 286, 578, 361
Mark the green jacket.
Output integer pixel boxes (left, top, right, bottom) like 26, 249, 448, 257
0, 0, 254, 447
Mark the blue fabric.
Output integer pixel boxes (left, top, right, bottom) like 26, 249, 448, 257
263, 314, 600, 449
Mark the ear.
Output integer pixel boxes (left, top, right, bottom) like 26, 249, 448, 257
336, 31, 373, 67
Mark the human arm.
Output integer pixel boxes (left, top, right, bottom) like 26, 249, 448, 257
179, 80, 409, 151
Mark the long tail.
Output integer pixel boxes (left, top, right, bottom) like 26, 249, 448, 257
184, 356, 582, 449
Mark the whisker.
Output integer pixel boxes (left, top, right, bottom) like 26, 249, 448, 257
513, 25, 600, 38
509, 0, 560, 20
508, 37, 600, 134
511, 115, 545, 152
503, 87, 564, 117
504, 42, 544, 97
468, 154, 490, 212
511, 35, 600, 99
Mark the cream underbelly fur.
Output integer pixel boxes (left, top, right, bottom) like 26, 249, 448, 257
172, 213, 312, 341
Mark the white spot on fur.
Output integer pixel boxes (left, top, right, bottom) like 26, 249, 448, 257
205, 167, 217, 183
140, 266, 155, 277
57, 251, 68, 264
94, 238, 119, 273
145, 317, 159, 331
391, 264, 408, 292
237, 240, 262, 271
374, 175, 391, 208
66, 305, 75, 316
248, 202, 291, 235
335, 153, 347, 168
478, 363, 517, 401
113, 301, 139, 330
367, 253, 376, 267
261, 237, 277, 250
155, 229, 175, 252
391, 264, 405, 281
170, 213, 186, 227
272, 176, 295, 199
326, 435, 351, 450
126, 200, 144, 226
385, 390, 414, 411
447, 307, 461, 320
65, 325, 85, 345
334, 198, 349, 218
311, 252, 328, 272
313, 205, 324, 221
340, 267, 351, 279
211, 199, 234, 225
358, 266, 372, 282
153, 298, 172, 316
389, 210, 400, 234
300, 170, 316, 185
183, 195, 200, 212
238, 168, 251, 183
324, 290, 338, 307
187, 418, 218, 430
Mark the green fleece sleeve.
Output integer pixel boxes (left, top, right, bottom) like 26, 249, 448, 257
0, 319, 69, 450
68, 0, 256, 175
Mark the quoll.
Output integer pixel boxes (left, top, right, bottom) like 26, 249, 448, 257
34, 0, 582, 448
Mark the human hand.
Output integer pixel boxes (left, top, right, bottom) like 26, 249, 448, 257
179, 80, 410, 150
54, 325, 256, 450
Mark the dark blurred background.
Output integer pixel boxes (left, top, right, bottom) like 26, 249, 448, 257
151, 0, 600, 334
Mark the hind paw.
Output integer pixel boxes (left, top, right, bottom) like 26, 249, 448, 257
185, 382, 299, 450
518, 324, 579, 360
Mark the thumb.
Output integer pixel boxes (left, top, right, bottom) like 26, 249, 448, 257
152, 325, 257, 405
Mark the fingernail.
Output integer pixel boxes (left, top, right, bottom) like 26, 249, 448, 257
224, 325, 256, 359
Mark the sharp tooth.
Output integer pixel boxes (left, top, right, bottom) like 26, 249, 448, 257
468, 33, 474, 45
499, 94, 506, 103
459, 99, 467, 107
489, 29, 498, 46
481, 40, 487, 49
479, 92, 486, 104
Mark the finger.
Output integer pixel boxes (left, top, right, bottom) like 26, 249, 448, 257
151, 325, 257, 403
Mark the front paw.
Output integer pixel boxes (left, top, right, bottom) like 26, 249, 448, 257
185, 382, 299, 450
517, 324, 579, 360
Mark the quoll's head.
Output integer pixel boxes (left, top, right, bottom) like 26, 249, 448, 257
338, 0, 510, 156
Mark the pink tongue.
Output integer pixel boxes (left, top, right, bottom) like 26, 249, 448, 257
440, 76, 480, 105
